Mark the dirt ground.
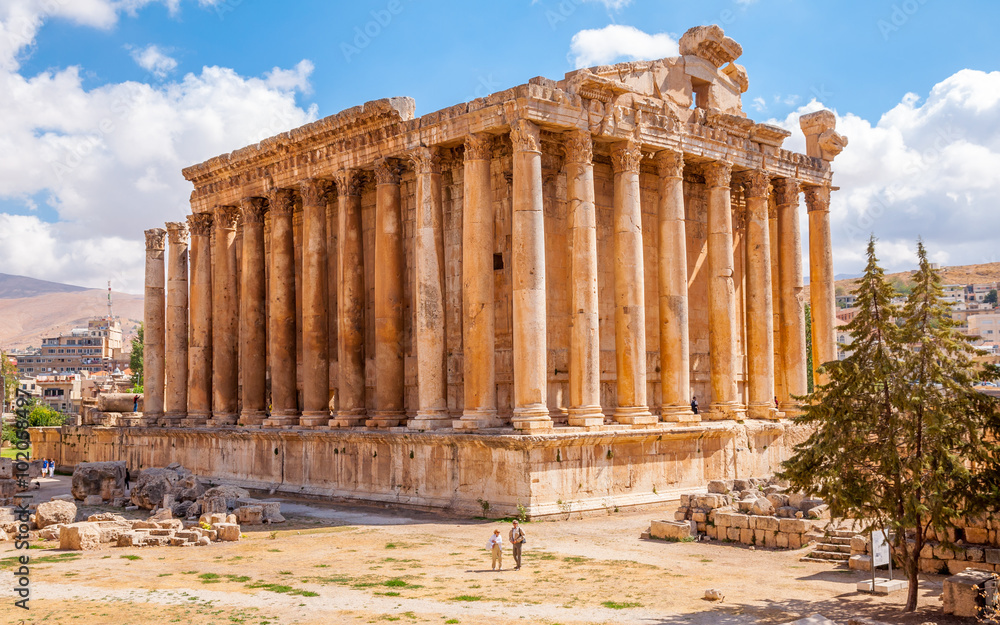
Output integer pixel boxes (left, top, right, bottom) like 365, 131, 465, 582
0, 479, 967, 625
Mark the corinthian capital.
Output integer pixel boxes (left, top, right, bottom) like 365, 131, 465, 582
736, 170, 770, 199
803, 185, 832, 213
373, 158, 402, 185
510, 119, 541, 153
464, 133, 493, 161
772, 178, 801, 206
213, 205, 240, 230
240, 197, 268, 224
165, 222, 189, 245
702, 161, 732, 189
408, 147, 441, 175
269, 188, 296, 215
333, 169, 363, 197
655, 149, 684, 179
562, 131, 593, 164
187, 212, 213, 237
299, 178, 332, 206
611, 140, 643, 174
144, 228, 166, 251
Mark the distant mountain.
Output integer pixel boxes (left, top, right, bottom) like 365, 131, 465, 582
0, 273, 89, 299
0, 275, 143, 350
835, 262, 1000, 292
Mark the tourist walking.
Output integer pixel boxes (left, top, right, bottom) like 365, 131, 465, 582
690, 396, 698, 415
132, 395, 139, 413
509, 520, 526, 571
486, 529, 503, 570
124, 467, 131, 491
47, 459, 54, 477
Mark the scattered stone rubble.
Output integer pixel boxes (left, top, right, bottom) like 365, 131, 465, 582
71, 461, 126, 502
942, 568, 998, 617
0, 457, 44, 503
648, 478, 829, 549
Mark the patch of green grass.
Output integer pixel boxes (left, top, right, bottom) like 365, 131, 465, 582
267, 549, 281, 553
384, 579, 408, 587
120, 554, 142, 561
0, 446, 29, 459
158, 573, 173, 578
225, 575, 251, 583
562, 556, 589, 563
445, 620, 459, 624
449, 595, 482, 602
314, 564, 330, 568
602, 600, 642, 610
198, 573, 221, 580
0, 552, 80, 569
384, 543, 397, 549
245, 581, 318, 597
376, 591, 401, 597
278, 571, 293, 575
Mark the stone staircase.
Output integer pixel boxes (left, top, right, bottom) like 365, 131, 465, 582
801, 529, 854, 563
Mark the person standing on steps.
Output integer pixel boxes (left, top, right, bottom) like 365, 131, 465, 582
487, 529, 503, 571
690, 396, 699, 415
509, 520, 526, 571
124, 466, 131, 491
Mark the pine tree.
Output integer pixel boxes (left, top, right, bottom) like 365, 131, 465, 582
782, 237, 1000, 612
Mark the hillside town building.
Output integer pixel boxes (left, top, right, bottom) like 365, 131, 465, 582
36, 26, 851, 516
11, 318, 127, 377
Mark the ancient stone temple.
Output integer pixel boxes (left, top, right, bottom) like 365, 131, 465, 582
35, 26, 847, 517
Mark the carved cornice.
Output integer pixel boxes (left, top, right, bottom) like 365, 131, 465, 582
269, 188, 296, 215
165, 222, 189, 245
509, 119, 541, 153
241, 197, 269, 224
408, 146, 441, 175
562, 131, 593, 165
144, 228, 166, 251
610, 140, 643, 174
702, 161, 732, 189
187, 212, 213, 237
773, 178, 801, 206
736, 170, 770, 199
213, 205, 240, 230
299, 178, 332, 206
464, 133, 493, 161
804, 185, 832, 213
373, 158, 402, 185
333, 169, 363, 197
655, 149, 684, 179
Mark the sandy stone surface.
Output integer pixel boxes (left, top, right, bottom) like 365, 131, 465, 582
0, 496, 969, 624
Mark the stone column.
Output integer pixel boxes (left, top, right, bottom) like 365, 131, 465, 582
453, 134, 497, 431
331, 170, 366, 428
564, 131, 603, 428
209, 205, 239, 426
368, 159, 406, 429
185, 213, 213, 425
163, 222, 188, 425
775, 178, 807, 411
299, 179, 331, 427
655, 150, 696, 423
239, 197, 268, 426
704, 161, 743, 419
769, 198, 785, 408
806, 185, 836, 386
739, 171, 777, 419
143, 228, 166, 420
510, 119, 551, 432
610, 140, 654, 426
264, 189, 299, 426
408, 147, 449, 430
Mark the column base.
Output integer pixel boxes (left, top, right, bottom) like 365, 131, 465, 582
239, 410, 267, 427
366, 411, 405, 429
747, 403, 781, 420
407, 410, 451, 431
157, 415, 184, 427
708, 403, 747, 421
567, 405, 604, 428
512, 404, 553, 432
299, 412, 331, 429
453, 408, 499, 431
330, 410, 367, 428
180, 414, 209, 427
779, 401, 804, 417
263, 415, 300, 428
660, 405, 700, 424
612, 406, 656, 426
206, 415, 238, 428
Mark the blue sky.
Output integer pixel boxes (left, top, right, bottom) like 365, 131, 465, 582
1, 0, 999, 291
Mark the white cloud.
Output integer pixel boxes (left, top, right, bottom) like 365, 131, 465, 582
769, 69, 1000, 275
128, 44, 177, 79
751, 96, 767, 112
0, 0, 318, 292
569, 25, 679, 69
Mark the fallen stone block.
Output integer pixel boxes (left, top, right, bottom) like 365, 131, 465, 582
706, 480, 730, 494
83, 495, 103, 506
751, 499, 775, 516
36, 500, 77, 529
38, 524, 63, 540
807, 504, 830, 520
197, 536, 211, 546
703, 588, 724, 601
117, 531, 148, 547
943, 568, 998, 617
60, 523, 100, 551
236, 505, 264, 525
848, 555, 871, 572
149, 508, 173, 522
215, 523, 241, 542
649, 519, 696, 541
71, 461, 125, 502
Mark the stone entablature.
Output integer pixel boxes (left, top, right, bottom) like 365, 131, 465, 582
142, 24, 846, 434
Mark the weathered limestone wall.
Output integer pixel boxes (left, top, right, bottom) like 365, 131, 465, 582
32, 422, 810, 517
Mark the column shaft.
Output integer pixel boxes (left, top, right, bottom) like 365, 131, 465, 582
185, 213, 213, 423
510, 120, 551, 431
740, 171, 777, 419
704, 162, 743, 419
299, 179, 331, 426
656, 150, 696, 423
775, 178, 808, 411
807, 185, 836, 386
565, 132, 603, 427
769, 198, 785, 407
163, 222, 189, 424
454, 134, 497, 430
409, 147, 449, 429
331, 171, 366, 428
369, 159, 406, 428
611, 140, 654, 425
239, 197, 268, 425
209, 206, 239, 426
143, 228, 166, 420
264, 190, 299, 426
